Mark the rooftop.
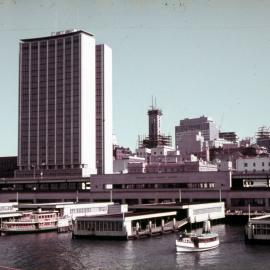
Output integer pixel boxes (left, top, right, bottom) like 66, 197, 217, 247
21, 29, 94, 43
76, 211, 177, 221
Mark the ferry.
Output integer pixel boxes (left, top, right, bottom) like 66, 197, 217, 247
176, 221, 219, 252
1, 210, 58, 234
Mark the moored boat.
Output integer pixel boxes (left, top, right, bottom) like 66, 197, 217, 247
1, 210, 58, 234
176, 221, 219, 252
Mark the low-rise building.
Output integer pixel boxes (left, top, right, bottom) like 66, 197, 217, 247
176, 130, 205, 159
73, 209, 177, 239
90, 170, 229, 206
17, 202, 114, 220
4, 170, 270, 211
113, 145, 133, 160
219, 132, 238, 143
0, 202, 21, 221
145, 160, 217, 174
149, 145, 181, 164
128, 162, 146, 174
136, 147, 151, 163
236, 156, 270, 173
209, 138, 238, 149
113, 156, 145, 174
0, 156, 17, 178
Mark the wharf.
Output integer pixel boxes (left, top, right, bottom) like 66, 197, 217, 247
129, 218, 188, 240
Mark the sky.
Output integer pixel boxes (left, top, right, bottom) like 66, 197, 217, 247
0, 0, 270, 155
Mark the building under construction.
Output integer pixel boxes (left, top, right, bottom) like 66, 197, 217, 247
256, 126, 270, 152
219, 132, 238, 143
139, 102, 171, 148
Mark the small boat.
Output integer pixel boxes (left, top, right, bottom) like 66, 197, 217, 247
1, 209, 58, 234
176, 221, 219, 252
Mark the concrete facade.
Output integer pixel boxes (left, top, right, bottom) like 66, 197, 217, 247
113, 156, 145, 174
17, 30, 97, 178
236, 156, 270, 173
175, 116, 219, 143
0, 156, 17, 178
176, 130, 205, 159
96, 44, 113, 174
3, 171, 270, 211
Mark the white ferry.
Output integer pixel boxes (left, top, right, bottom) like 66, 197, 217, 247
1, 210, 58, 234
176, 221, 219, 252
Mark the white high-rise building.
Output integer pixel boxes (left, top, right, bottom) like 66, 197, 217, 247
96, 44, 113, 174
16, 30, 105, 178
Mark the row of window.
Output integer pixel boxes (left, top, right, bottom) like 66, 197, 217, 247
77, 220, 123, 232
244, 162, 270, 167
109, 182, 215, 190
243, 169, 270, 173
193, 207, 222, 215
70, 207, 106, 214
231, 198, 266, 207
2, 182, 88, 192
253, 228, 270, 235
21, 54, 80, 60
22, 46, 80, 53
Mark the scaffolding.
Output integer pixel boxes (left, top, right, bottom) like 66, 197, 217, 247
256, 126, 270, 152
139, 134, 172, 148
138, 100, 172, 148
256, 126, 270, 140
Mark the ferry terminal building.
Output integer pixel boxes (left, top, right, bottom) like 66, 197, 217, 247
1, 170, 270, 212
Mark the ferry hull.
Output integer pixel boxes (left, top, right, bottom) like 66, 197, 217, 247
1, 227, 58, 235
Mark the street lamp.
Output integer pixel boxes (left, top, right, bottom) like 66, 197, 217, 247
219, 184, 224, 202
76, 190, 79, 203
31, 164, 36, 179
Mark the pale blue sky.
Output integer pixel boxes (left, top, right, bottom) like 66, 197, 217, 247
0, 0, 270, 155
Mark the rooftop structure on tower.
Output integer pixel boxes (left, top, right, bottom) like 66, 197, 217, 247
138, 100, 171, 148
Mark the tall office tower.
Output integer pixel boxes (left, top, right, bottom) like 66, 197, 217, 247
16, 30, 97, 178
96, 44, 113, 174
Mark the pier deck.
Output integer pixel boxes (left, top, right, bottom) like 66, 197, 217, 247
129, 218, 188, 239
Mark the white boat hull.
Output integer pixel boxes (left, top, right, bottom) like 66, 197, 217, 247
176, 240, 219, 252
176, 238, 219, 252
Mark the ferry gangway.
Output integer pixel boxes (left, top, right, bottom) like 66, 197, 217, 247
164, 218, 188, 230
131, 218, 189, 239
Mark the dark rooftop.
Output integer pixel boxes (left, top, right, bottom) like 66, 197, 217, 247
21, 30, 94, 43
76, 210, 176, 220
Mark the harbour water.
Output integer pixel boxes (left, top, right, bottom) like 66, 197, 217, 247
1, 224, 270, 270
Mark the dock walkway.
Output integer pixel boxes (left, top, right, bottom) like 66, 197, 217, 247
130, 218, 188, 239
